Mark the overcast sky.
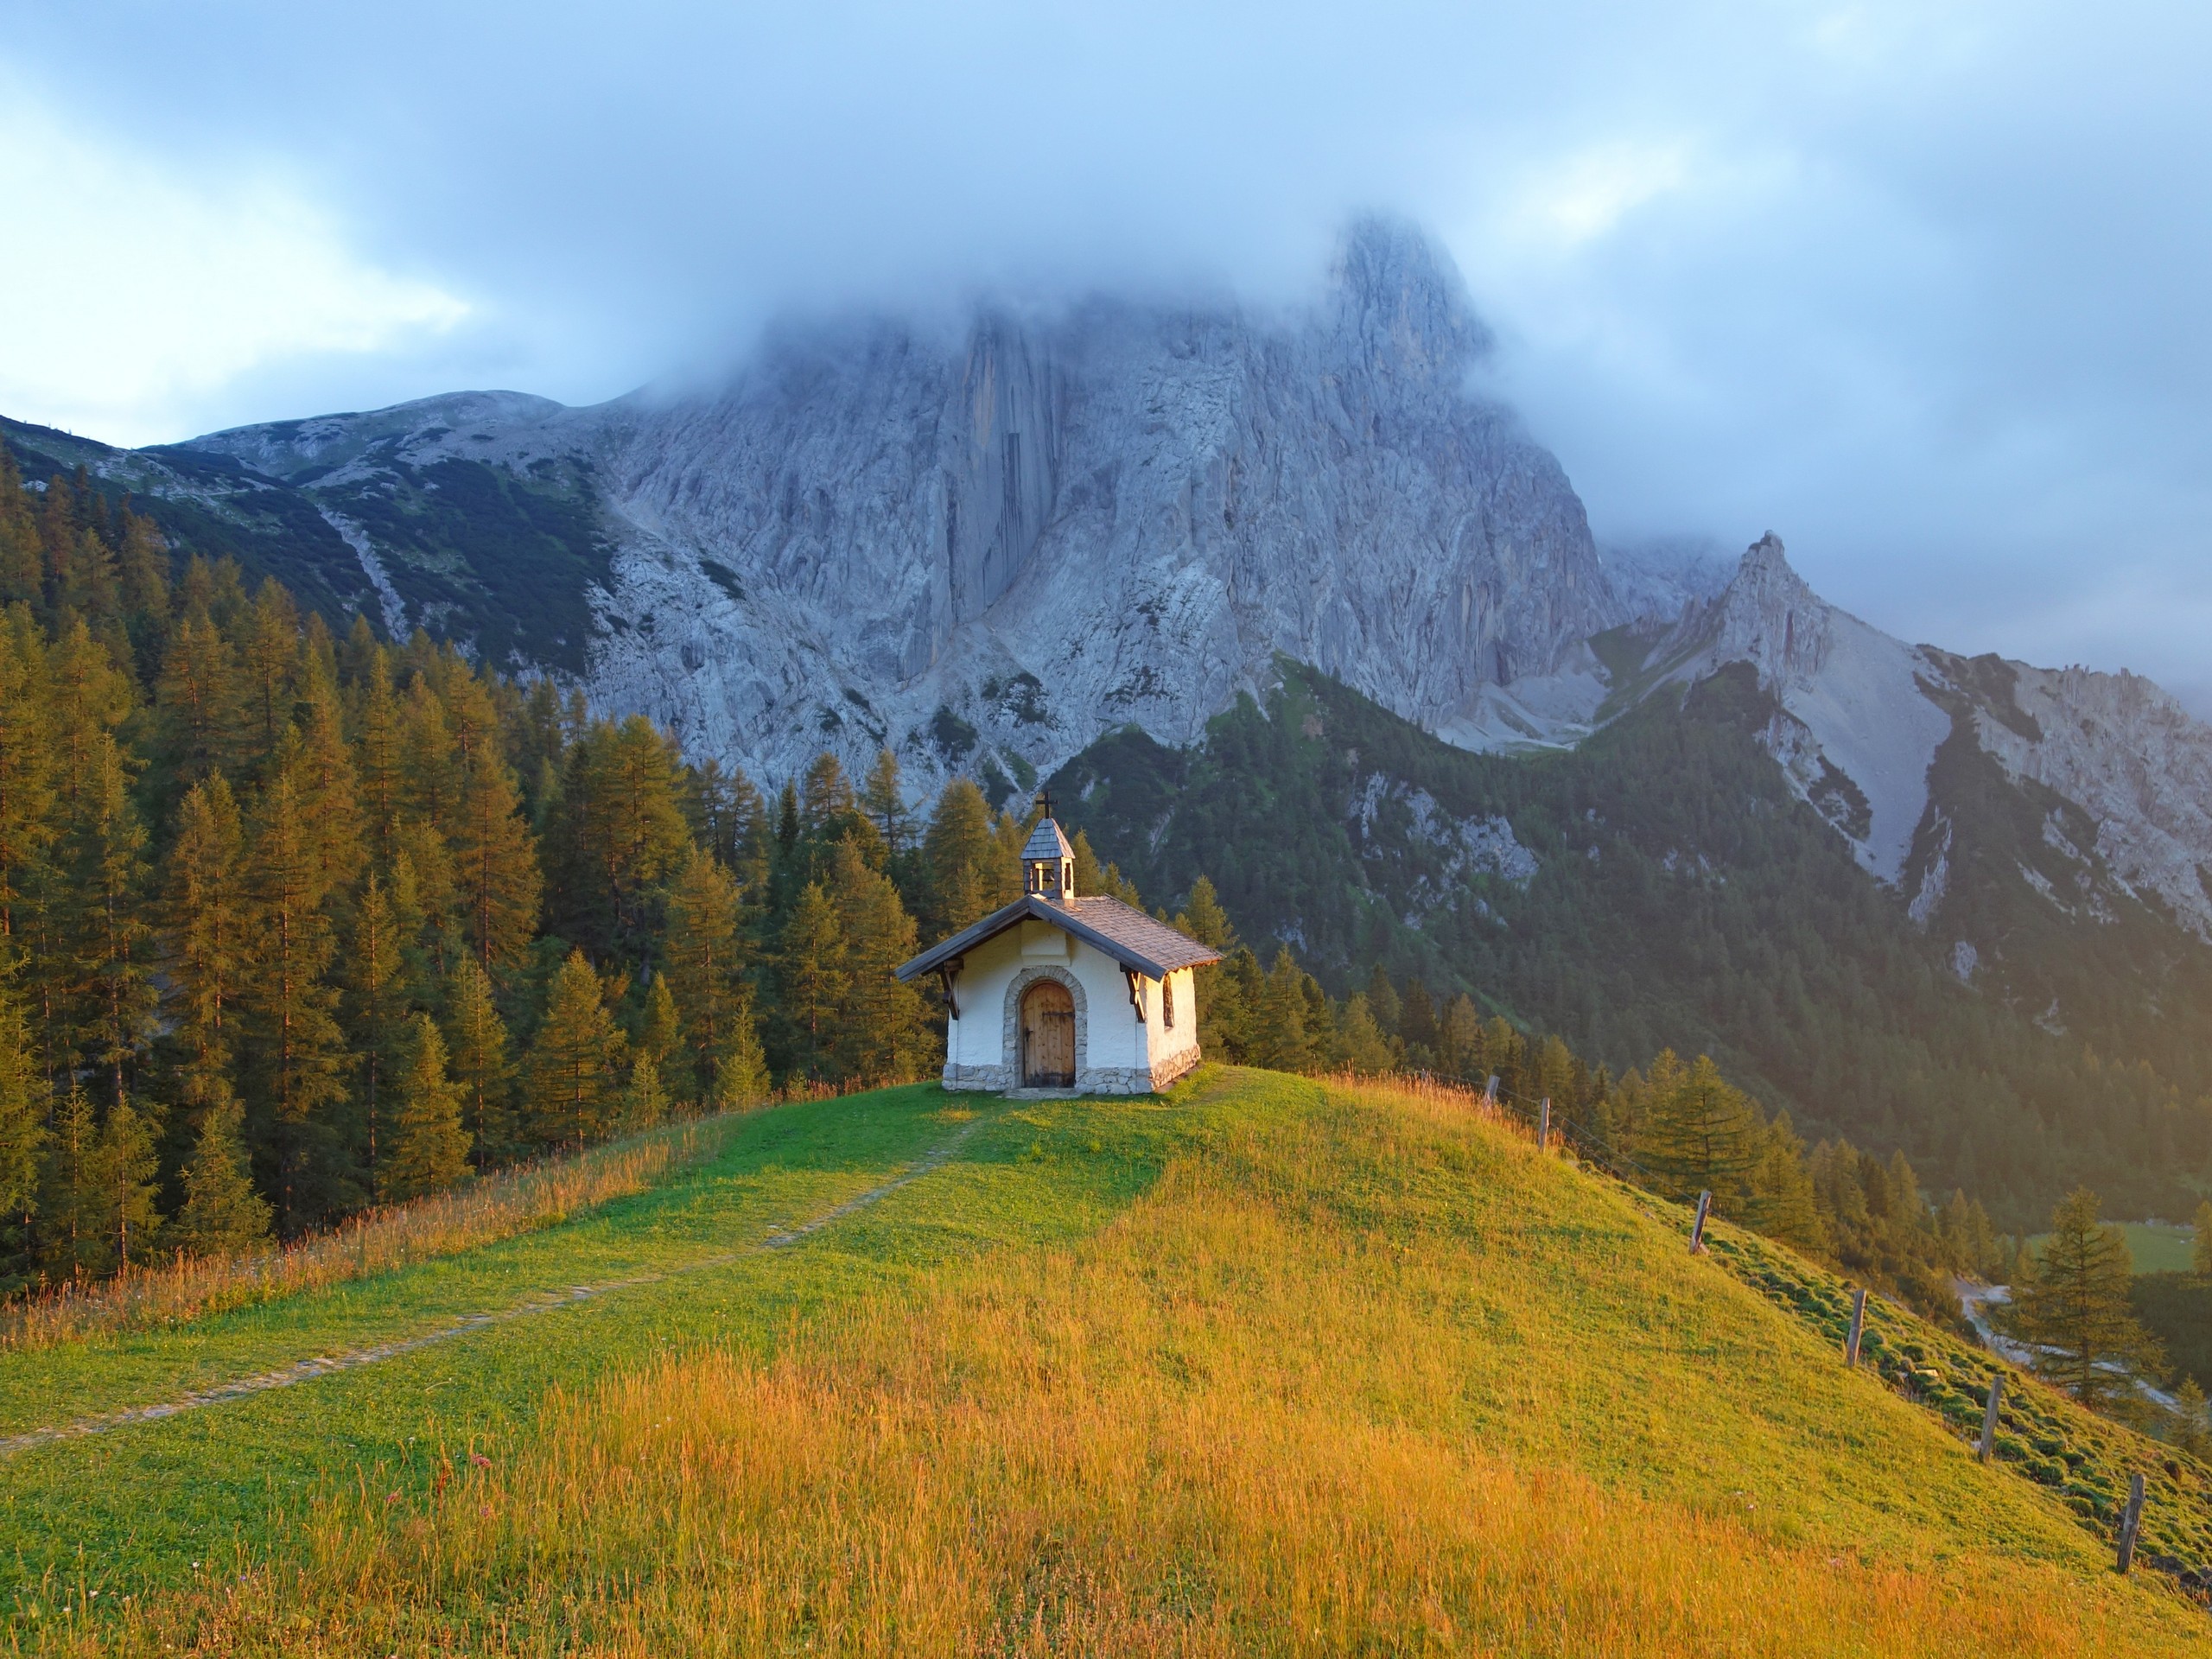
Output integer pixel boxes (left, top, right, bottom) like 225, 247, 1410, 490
3, 2, 2209, 706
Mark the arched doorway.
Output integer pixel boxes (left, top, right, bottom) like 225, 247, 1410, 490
1020, 978, 1077, 1088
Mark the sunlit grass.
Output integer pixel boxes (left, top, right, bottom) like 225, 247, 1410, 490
37, 1071, 2205, 1656
0, 1113, 750, 1352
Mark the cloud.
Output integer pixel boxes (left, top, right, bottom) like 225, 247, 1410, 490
0, 86, 469, 447
0, 0, 2208, 694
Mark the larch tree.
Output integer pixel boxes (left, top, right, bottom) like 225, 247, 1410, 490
450, 749, 541, 970
340, 870, 412, 1182
920, 779, 995, 937
151, 609, 241, 787
383, 1014, 472, 1203
37, 1083, 102, 1279
0, 613, 56, 944
1637, 1053, 1762, 1205
238, 749, 353, 1230
0, 976, 45, 1290
861, 748, 910, 857
171, 1083, 270, 1258
163, 774, 249, 1108
98, 1095, 165, 1270
661, 845, 747, 1105
2193, 1198, 2212, 1277
775, 880, 848, 1084
525, 950, 626, 1147
66, 731, 156, 1109
2008, 1187, 2162, 1408
830, 836, 931, 1085
442, 952, 515, 1166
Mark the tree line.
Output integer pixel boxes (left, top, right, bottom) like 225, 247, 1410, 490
0, 453, 2006, 1335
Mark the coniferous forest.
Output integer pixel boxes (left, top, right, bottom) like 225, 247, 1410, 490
0, 453, 2013, 1332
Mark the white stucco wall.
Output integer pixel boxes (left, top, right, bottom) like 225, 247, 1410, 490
940, 918, 1200, 1093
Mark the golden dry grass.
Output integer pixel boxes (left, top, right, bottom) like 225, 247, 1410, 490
26, 1071, 2207, 1656
0, 1114, 749, 1352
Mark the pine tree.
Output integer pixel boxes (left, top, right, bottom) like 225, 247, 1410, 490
37, 1083, 104, 1279
171, 1084, 271, 1257
442, 952, 515, 1167
524, 950, 626, 1147
2008, 1187, 2162, 1408
383, 1014, 472, 1202
830, 837, 931, 1084
97, 1094, 162, 1270
775, 880, 848, 1083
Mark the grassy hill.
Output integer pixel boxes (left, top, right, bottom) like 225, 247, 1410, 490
3, 1070, 2206, 1654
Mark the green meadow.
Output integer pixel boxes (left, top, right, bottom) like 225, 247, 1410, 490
4, 1069, 2208, 1655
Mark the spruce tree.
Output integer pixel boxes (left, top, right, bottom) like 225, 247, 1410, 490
383, 1014, 472, 1202
524, 950, 626, 1147
172, 1084, 271, 1257
2008, 1187, 2161, 1408
442, 952, 515, 1166
775, 880, 848, 1083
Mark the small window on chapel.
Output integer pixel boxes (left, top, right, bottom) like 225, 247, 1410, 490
1162, 975, 1175, 1029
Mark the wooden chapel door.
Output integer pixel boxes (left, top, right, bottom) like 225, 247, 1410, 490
1021, 980, 1076, 1087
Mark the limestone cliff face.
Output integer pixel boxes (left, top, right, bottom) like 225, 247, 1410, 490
187, 219, 1618, 791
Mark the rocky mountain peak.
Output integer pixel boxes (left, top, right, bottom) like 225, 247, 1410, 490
1325, 215, 1489, 385
1713, 531, 1834, 690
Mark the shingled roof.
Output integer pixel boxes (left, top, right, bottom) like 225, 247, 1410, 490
895, 893, 1223, 982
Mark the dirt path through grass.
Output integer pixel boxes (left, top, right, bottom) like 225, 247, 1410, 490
0, 1117, 984, 1459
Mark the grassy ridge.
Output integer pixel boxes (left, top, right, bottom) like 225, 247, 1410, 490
6, 1071, 2208, 1653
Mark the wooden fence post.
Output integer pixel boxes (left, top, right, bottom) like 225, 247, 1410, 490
1688, 1191, 1712, 1254
2116, 1471, 2147, 1573
1978, 1372, 2003, 1463
1844, 1287, 1867, 1366
1537, 1097, 1550, 1152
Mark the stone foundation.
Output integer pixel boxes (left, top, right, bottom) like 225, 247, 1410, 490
941, 1049, 1202, 1096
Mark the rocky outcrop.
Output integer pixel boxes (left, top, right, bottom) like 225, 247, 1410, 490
181, 218, 1618, 792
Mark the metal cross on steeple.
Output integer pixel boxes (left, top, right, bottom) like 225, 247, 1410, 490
1035, 787, 1057, 821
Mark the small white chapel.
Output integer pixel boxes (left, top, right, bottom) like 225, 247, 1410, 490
895, 813, 1222, 1094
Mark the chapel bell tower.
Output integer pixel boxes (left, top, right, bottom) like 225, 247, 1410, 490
1022, 806, 1076, 903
